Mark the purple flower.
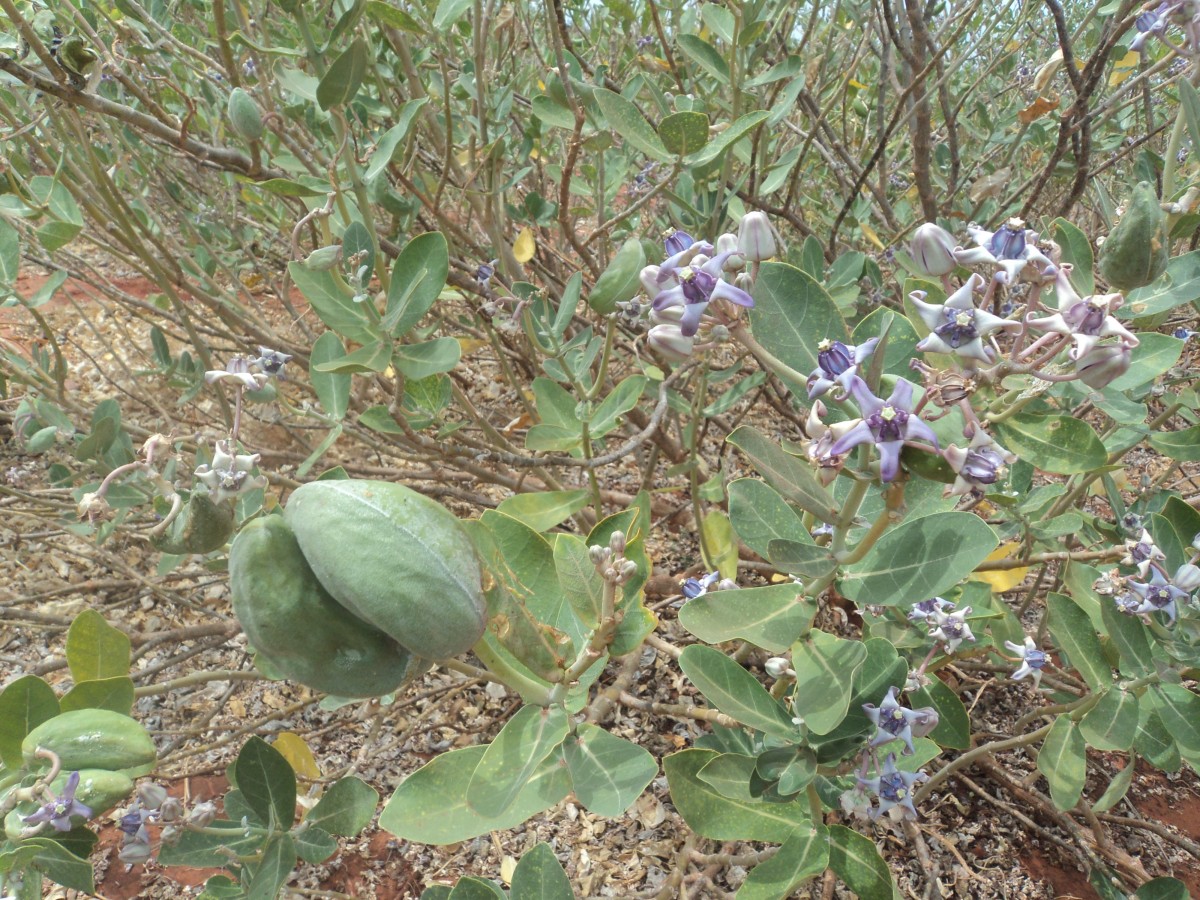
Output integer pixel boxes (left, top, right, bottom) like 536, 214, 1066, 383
954, 219, 1056, 284
911, 274, 1020, 363
1026, 265, 1139, 361
1122, 529, 1165, 579
21, 771, 94, 833
828, 379, 940, 483
943, 428, 1017, 497
682, 571, 719, 600
1005, 636, 1048, 689
663, 230, 696, 257
857, 753, 928, 821
908, 596, 955, 622
1125, 570, 1188, 625
652, 251, 755, 337
927, 606, 975, 653
806, 337, 879, 400
862, 686, 939, 756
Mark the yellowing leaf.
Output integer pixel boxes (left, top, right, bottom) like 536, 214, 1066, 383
273, 732, 322, 780
859, 221, 885, 251
513, 226, 536, 264
1017, 94, 1060, 125
1109, 50, 1140, 86
848, 78, 868, 90
970, 542, 1029, 594
1032, 48, 1063, 93
701, 510, 738, 580
456, 336, 488, 355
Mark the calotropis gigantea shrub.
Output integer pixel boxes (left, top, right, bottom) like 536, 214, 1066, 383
1, 0, 1199, 897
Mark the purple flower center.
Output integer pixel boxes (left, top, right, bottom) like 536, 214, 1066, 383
1068, 299, 1108, 335
1025, 649, 1048, 669
1116, 593, 1140, 614
940, 617, 966, 638
1131, 541, 1154, 563
935, 308, 978, 348
679, 267, 717, 305
962, 447, 1007, 485
879, 772, 908, 802
1150, 587, 1174, 608
818, 340, 854, 376
881, 707, 908, 735
869, 405, 908, 442
989, 224, 1027, 260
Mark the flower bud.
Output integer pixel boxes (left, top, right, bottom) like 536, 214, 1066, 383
648, 323, 694, 362
734, 272, 754, 293
137, 783, 168, 811
608, 530, 626, 554
588, 545, 611, 566
764, 657, 791, 677
1173, 563, 1200, 592
664, 230, 694, 256
909, 223, 957, 277
716, 232, 739, 257
159, 797, 184, 823
1075, 341, 1132, 389
188, 801, 217, 828
1192, 531, 1200, 552
639, 264, 662, 296
118, 841, 154, 865
299, 245, 343, 271
738, 211, 776, 261
716, 578, 738, 591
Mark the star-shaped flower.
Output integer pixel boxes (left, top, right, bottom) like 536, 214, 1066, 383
828, 378, 940, 483
806, 337, 879, 400
1122, 529, 1166, 579
21, 771, 94, 834
204, 357, 268, 390
1025, 265, 1139, 361
194, 440, 267, 504
1005, 636, 1048, 689
943, 428, 1017, 496
857, 753, 928, 821
681, 571, 720, 600
652, 251, 754, 337
953, 218, 1056, 284
927, 606, 975, 653
908, 596, 955, 622
862, 686, 939, 755
911, 274, 1020, 363
1122, 569, 1187, 625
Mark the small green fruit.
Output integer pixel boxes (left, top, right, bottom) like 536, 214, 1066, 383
150, 490, 234, 555
22, 710, 156, 774
227, 87, 265, 142
284, 479, 487, 660
1098, 181, 1169, 292
230, 516, 423, 697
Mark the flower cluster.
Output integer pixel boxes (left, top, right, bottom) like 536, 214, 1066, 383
841, 687, 935, 822
194, 439, 268, 505
116, 782, 216, 866
910, 597, 975, 654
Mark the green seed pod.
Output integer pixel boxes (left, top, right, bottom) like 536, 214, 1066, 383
150, 490, 234, 555
1098, 181, 1169, 292
22, 710, 156, 774
227, 87, 265, 142
283, 480, 487, 660
229, 516, 424, 697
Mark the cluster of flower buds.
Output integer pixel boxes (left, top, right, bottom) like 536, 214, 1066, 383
642, 215, 774, 362
588, 531, 639, 585
116, 782, 216, 866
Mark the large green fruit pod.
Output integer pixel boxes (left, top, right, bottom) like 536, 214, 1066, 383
284, 479, 486, 660
229, 515, 424, 698
1098, 181, 1169, 292
22, 709, 156, 774
3, 768, 134, 840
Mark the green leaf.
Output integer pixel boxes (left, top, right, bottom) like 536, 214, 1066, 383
294, 825, 337, 864
309, 331, 351, 420
289, 263, 374, 345
237, 736, 298, 829
1051, 218, 1095, 296
696, 752, 758, 799
247, 832, 296, 900
0, 675, 59, 768
23, 839, 94, 893
767, 539, 837, 579
317, 38, 369, 110
1100, 591, 1154, 676
679, 582, 817, 653
1135, 704, 1180, 772
497, 490, 591, 532
1148, 684, 1200, 753
364, 102, 428, 181
306, 776, 378, 836
679, 645, 797, 739
0, 217, 18, 286
827, 824, 897, 900
789, 629, 869, 735
242, 177, 328, 198
1107, 333, 1183, 391
384, 232, 449, 337
727, 478, 811, 560
726, 427, 838, 524
993, 414, 1106, 475
677, 34, 730, 82
1121, 250, 1200, 319
467, 705, 570, 817
909, 677, 969, 750
1091, 756, 1135, 813
587, 236, 646, 314
561, 724, 657, 817
1149, 425, 1200, 461
553, 534, 603, 627
59, 675, 135, 715
593, 89, 670, 161
663, 749, 812, 841
1037, 717, 1087, 810
841, 512, 999, 607
702, 509, 739, 579
1080, 689, 1139, 752
380, 745, 571, 844
745, 262, 848, 394
433, 0, 472, 30
65, 609, 130, 683
157, 820, 269, 867
510, 842, 574, 900
853, 309, 920, 381
1046, 593, 1111, 692
449, 879, 506, 900
313, 338, 393, 374
365, 0, 424, 31
590, 374, 648, 437
685, 110, 770, 167
393, 337, 461, 380
658, 111, 709, 156
1134, 877, 1191, 900
736, 823, 829, 900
